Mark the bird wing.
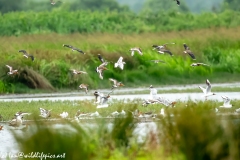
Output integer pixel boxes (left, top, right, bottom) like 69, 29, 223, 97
19, 50, 27, 55
137, 48, 143, 55
131, 50, 134, 56
6, 65, 12, 72
161, 49, 173, 56
117, 56, 123, 63
187, 50, 196, 60
98, 54, 105, 63
99, 70, 103, 79
29, 55, 34, 61
74, 48, 85, 54
109, 78, 117, 85
199, 86, 206, 94
206, 79, 212, 93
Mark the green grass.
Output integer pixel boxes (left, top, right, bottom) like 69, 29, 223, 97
0, 27, 240, 93
0, 99, 240, 121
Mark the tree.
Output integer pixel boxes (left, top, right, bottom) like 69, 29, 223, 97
223, 0, 240, 11
0, 0, 24, 13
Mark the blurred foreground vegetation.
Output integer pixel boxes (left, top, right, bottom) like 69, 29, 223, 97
8, 100, 240, 160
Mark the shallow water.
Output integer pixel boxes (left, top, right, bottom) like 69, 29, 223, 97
0, 92, 239, 102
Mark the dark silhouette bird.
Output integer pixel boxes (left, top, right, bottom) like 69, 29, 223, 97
183, 43, 196, 60
174, 0, 180, 6
63, 44, 85, 54
19, 50, 34, 61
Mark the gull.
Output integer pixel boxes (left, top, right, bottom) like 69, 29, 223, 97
149, 85, 158, 100
149, 60, 165, 64
198, 79, 216, 100
94, 90, 113, 108
109, 78, 124, 90
114, 56, 126, 70
96, 62, 108, 79
39, 108, 51, 118
129, 47, 143, 56
183, 43, 196, 60
9, 115, 23, 128
6, 65, 18, 75
191, 63, 209, 67
19, 50, 34, 61
219, 96, 232, 108
59, 112, 68, 118
174, 0, 180, 6
50, 0, 61, 5
63, 44, 85, 54
70, 69, 87, 75
79, 84, 89, 94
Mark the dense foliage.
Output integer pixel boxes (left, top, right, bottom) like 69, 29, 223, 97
0, 10, 240, 36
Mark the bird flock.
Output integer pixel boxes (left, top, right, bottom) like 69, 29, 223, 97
1, 0, 240, 130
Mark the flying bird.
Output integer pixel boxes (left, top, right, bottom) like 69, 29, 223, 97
219, 96, 232, 108
39, 108, 51, 118
191, 63, 209, 67
79, 84, 89, 94
63, 44, 85, 54
96, 62, 108, 79
70, 69, 87, 75
183, 43, 196, 60
6, 65, 18, 75
14, 111, 31, 117
152, 43, 175, 56
109, 78, 124, 90
114, 56, 126, 70
94, 90, 113, 105
174, 0, 180, 6
199, 79, 216, 100
129, 47, 143, 56
19, 50, 34, 61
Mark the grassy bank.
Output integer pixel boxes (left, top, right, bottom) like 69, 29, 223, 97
6, 100, 240, 160
0, 27, 240, 93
